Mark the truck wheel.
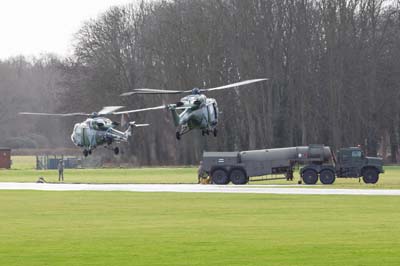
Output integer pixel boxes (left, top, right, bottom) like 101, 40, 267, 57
302, 170, 318, 185
229, 169, 248, 185
362, 169, 379, 184
211, 168, 229, 185
319, 170, 335, 185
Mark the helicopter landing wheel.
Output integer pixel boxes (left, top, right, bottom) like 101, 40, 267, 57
114, 147, 120, 155
206, 130, 210, 135
83, 149, 89, 157
201, 130, 205, 136
213, 128, 217, 137
88, 150, 92, 155
176, 131, 181, 140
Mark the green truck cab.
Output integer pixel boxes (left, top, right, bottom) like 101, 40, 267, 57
300, 146, 384, 184
335, 147, 384, 183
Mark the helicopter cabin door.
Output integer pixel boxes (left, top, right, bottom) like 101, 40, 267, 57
81, 127, 93, 147
207, 103, 218, 126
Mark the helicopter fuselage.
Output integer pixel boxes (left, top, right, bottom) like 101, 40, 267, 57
170, 94, 219, 138
71, 117, 130, 155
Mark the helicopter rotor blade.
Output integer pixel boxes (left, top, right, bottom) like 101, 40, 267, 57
19, 112, 90, 117
120, 89, 184, 96
113, 105, 166, 115
120, 78, 268, 96
98, 106, 125, 115
201, 78, 268, 92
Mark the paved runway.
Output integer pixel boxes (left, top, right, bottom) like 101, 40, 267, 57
0, 182, 400, 196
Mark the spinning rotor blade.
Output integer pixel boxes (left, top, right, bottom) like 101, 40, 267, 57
98, 106, 124, 115
113, 105, 166, 115
120, 78, 268, 96
202, 78, 268, 92
134, 123, 150, 127
19, 112, 90, 117
120, 89, 184, 96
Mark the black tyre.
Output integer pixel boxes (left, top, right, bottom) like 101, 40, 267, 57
302, 170, 318, 185
213, 128, 217, 137
319, 170, 336, 185
201, 130, 205, 136
88, 150, 92, 155
211, 168, 229, 185
229, 169, 248, 185
83, 150, 89, 157
176, 132, 181, 140
114, 147, 120, 155
362, 168, 379, 184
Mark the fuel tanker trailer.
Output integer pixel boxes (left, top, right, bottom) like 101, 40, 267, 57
200, 145, 384, 185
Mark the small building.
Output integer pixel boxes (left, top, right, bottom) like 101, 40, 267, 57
0, 148, 11, 169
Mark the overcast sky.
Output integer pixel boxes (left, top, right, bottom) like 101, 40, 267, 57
0, 0, 134, 59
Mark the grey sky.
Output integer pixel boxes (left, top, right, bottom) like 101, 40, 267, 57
0, 0, 133, 59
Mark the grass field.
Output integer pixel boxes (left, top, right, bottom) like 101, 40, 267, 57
0, 191, 399, 266
1, 157, 400, 265
0, 156, 196, 184
1, 156, 400, 188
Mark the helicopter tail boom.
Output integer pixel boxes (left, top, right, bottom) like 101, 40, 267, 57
166, 105, 181, 126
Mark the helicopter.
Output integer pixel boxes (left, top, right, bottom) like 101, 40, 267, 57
120, 78, 268, 140
19, 106, 160, 156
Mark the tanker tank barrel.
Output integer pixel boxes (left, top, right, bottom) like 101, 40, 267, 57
238, 145, 332, 164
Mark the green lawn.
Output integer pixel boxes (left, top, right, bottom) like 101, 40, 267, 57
0, 156, 197, 184
1, 156, 400, 188
0, 191, 399, 266
0, 167, 197, 184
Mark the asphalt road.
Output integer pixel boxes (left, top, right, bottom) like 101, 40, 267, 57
0, 183, 399, 196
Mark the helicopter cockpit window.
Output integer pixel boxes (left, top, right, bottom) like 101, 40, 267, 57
90, 120, 98, 130
73, 124, 82, 134
71, 123, 83, 145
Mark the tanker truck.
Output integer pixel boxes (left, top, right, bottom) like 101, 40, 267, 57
200, 145, 384, 185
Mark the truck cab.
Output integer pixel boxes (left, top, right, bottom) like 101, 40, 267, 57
335, 147, 384, 183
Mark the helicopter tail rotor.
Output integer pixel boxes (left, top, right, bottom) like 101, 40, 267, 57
124, 121, 150, 137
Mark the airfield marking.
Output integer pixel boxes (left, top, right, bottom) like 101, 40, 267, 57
0, 183, 399, 196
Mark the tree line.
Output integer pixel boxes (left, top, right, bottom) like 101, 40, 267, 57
1, 0, 400, 165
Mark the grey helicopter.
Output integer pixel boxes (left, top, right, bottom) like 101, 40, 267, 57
120, 79, 268, 140
19, 106, 159, 156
